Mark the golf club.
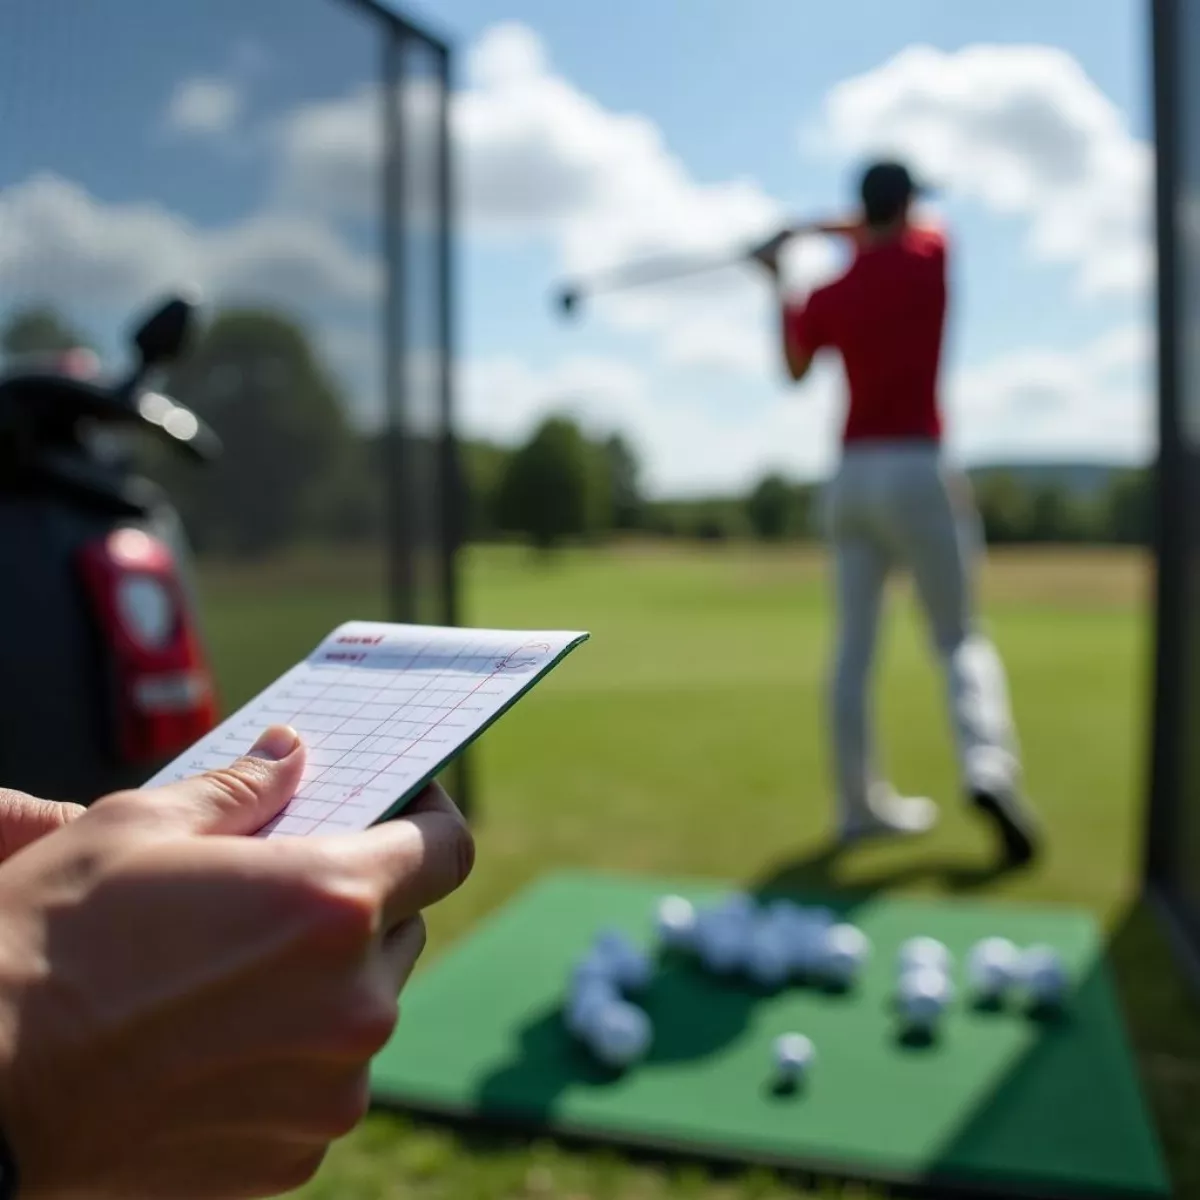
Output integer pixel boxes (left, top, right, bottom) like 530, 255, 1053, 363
552, 237, 785, 322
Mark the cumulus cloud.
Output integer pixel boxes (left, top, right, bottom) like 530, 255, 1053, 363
946, 323, 1153, 464
810, 43, 1152, 297
164, 77, 244, 137
0, 174, 379, 315
460, 351, 839, 496
272, 21, 839, 375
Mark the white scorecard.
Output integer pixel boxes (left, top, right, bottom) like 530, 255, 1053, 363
143, 621, 589, 837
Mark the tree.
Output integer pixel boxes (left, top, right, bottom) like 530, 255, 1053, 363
157, 308, 355, 557
1, 306, 88, 363
1104, 467, 1154, 545
495, 415, 607, 552
746, 473, 792, 540
603, 433, 643, 531
974, 472, 1032, 544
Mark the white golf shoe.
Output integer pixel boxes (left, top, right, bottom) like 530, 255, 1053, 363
838, 789, 938, 846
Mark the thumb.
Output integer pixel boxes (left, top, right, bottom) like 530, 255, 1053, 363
95, 725, 306, 837
0, 790, 86, 861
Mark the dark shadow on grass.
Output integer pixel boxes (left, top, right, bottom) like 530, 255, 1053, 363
750, 835, 1018, 909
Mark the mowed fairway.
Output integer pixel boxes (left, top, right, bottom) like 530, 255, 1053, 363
194, 543, 1200, 1199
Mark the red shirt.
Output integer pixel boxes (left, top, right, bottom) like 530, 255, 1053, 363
784, 224, 948, 443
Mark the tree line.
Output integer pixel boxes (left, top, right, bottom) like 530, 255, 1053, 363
2, 304, 1154, 556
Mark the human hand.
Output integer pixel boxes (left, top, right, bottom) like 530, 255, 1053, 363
0, 725, 474, 1200
0, 790, 85, 864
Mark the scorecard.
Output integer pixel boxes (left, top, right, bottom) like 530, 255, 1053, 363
143, 621, 589, 836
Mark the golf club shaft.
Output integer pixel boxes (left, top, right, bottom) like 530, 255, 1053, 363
567, 243, 757, 301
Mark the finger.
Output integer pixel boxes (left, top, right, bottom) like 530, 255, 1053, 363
180, 1061, 372, 1143
321, 783, 474, 928
0, 789, 85, 860
92, 725, 306, 837
377, 915, 427, 994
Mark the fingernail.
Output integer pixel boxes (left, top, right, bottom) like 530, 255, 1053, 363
247, 725, 299, 762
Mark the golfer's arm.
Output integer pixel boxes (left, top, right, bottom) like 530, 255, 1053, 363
775, 284, 814, 384
791, 216, 862, 241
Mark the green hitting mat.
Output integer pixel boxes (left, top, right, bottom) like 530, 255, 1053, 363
371, 870, 1169, 1198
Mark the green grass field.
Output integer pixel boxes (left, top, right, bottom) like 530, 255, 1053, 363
194, 543, 1200, 1199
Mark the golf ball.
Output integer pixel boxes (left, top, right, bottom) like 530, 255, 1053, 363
967, 937, 1021, 998
1020, 945, 1069, 1006
819, 923, 871, 986
565, 978, 619, 1039
773, 1032, 816, 1079
587, 999, 652, 1068
570, 949, 618, 993
591, 929, 652, 992
805, 906, 837, 931
898, 936, 951, 975
696, 912, 746, 975
787, 918, 830, 975
897, 965, 953, 1030
745, 922, 792, 989
655, 895, 698, 951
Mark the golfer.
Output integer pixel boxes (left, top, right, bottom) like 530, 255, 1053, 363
752, 159, 1040, 866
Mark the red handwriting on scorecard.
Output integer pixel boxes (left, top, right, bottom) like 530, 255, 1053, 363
335, 634, 384, 646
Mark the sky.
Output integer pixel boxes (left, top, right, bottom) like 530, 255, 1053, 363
0, 0, 1153, 496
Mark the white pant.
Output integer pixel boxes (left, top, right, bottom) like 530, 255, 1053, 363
823, 442, 1021, 818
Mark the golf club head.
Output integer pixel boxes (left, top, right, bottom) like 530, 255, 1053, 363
556, 286, 581, 321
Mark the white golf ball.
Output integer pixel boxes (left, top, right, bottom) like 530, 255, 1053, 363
745, 922, 792, 988
696, 913, 746, 975
897, 965, 953, 1030
967, 937, 1021, 998
787, 917, 830, 975
820, 923, 871, 986
591, 929, 652, 992
655, 895, 697, 951
1020, 945, 1069, 1006
587, 999, 652, 1068
898, 936, 951, 976
773, 1032, 816, 1078
805, 906, 837, 931
565, 978, 619, 1038
570, 949, 618, 992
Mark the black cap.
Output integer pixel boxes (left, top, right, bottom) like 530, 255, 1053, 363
859, 160, 929, 224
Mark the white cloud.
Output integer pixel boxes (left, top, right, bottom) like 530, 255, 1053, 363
0, 173, 379, 316
810, 43, 1152, 297
272, 22, 840, 377
164, 77, 243, 137
946, 323, 1153, 465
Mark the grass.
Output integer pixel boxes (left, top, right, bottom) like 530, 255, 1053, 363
193, 542, 1200, 1198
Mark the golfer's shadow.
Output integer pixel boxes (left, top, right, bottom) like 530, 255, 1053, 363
751, 834, 1016, 903
473, 839, 1018, 1125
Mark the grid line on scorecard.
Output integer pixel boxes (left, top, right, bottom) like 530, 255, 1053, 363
143, 624, 588, 838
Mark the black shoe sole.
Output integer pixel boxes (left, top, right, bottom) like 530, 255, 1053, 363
971, 789, 1039, 867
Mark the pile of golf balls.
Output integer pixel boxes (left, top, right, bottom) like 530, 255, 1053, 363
895, 937, 955, 1033
964, 938, 1069, 1009
654, 893, 870, 991
563, 929, 654, 1068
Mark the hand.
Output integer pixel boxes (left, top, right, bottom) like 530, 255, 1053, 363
0, 791, 84, 863
0, 725, 475, 1200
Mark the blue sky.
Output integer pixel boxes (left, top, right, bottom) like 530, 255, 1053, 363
0, 0, 1152, 494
